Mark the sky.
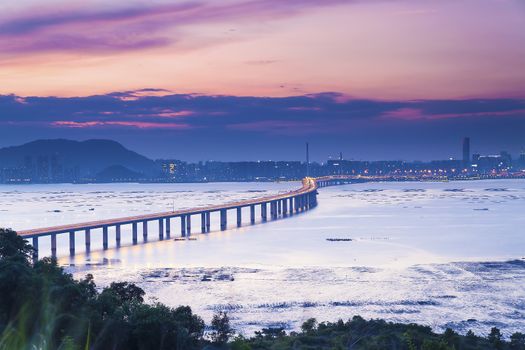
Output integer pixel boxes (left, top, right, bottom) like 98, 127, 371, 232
0, 0, 524, 161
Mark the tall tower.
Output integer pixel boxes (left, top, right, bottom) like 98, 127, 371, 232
462, 137, 470, 165
306, 142, 310, 177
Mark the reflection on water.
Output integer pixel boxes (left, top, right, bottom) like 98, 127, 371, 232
2, 179, 525, 336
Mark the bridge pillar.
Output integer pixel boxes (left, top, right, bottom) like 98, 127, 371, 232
181, 215, 186, 237
250, 205, 255, 224
32, 237, 38, 261
158, 219, 164, 240
186, 215, 192, 236
261, 203, 267, 221
51, 233, 57, 257
103, 226, 108, 250
304, 194, 308, 210
237, 207, 242, 227
277, 200, 282, 215
201, 212, 207, 233
220, 209, 227, 231
116, 225, 121, 247
306, 193, 312, 209
143, 221, 148, 242
289, 197, 294, 215
165, 218, 171, 239
304, 194, 309, 210
132, 222, 138, 244
270, 201, 277, 220
69, 231, 75, 256
85, 229, 91, 252
282, 199, 288, 216
206, 211, 211, 232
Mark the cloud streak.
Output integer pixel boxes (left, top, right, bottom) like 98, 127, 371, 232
51, 120, 191, 129
0, 0, 353, 56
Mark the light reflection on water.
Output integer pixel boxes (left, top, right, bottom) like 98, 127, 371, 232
2, 179, 525, 336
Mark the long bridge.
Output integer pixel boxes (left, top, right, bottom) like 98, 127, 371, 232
18, 176, 358, 259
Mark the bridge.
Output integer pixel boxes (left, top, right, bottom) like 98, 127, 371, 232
17, 177, 354, 259
18, 176, 365, 259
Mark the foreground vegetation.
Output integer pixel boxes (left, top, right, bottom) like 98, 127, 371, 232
0, 228, 523, 350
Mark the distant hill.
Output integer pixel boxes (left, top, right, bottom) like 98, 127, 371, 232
0, 139, 158, 178
96, 165, 143, 182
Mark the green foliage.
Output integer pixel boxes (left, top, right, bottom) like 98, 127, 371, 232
211, 311, 234, 345
0, 229, 205, 350
510, 332, 525, 350
489, 327, 504, 350
300, 318, 317, 335
0, 228, 34, 263
230, 318, 523, 350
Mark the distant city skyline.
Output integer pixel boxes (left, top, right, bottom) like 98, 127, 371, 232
1, 138, 522, 184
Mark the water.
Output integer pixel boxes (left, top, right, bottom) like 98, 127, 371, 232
1, 180, 524, 336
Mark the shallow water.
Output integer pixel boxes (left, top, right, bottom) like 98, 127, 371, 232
1, 179, 524, 336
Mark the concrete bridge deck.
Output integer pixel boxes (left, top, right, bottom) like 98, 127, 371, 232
19, 177, 318, 238
19, 176, 354, 259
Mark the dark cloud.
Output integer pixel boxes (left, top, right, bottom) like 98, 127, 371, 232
0, 91, 524, 161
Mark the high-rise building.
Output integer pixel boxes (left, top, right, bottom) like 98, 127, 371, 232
306, 142, 310, 177
462, 137, 470, 165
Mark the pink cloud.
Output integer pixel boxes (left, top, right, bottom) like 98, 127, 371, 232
52, 120, 191, 129
382, 107, 525, 121
155, 110, 195, 118
287, 106, 322, 111
381, 108, 424, 120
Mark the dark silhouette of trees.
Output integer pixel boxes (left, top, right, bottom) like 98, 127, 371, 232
210, 311, 234, 345
0, 228, 205, 350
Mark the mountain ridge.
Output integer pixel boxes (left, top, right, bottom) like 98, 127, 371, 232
0, 139, 157, 179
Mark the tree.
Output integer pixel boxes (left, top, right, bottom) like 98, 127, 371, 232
230, 336, 252, 350
0, 228, 34, 263
488, 327, 503, 349
210, 311, 234, 345
102, 282, 145, 303
443, 327, 459, 348
510, 332, 525, 350
301, 318, 318, 334
465, 330, 478, 348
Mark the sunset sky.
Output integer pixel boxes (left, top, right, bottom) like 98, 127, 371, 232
1, 0, 524, 160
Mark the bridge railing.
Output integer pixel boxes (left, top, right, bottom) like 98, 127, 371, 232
19, 177, 320, 259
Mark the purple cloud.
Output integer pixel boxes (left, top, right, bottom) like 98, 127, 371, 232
0, 90, 524, 160
0, 0, 354, 56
